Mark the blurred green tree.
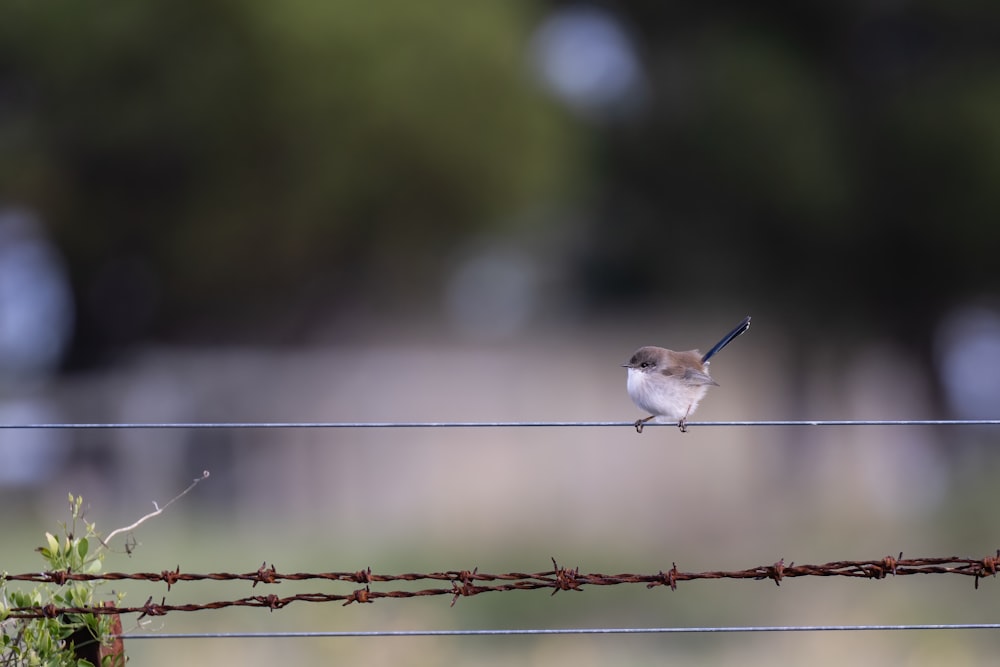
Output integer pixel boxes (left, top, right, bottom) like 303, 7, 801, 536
578, 4, 1000, 355
0, 0, 578, 353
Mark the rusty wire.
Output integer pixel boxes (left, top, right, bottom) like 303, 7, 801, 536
4, 553, 998, 620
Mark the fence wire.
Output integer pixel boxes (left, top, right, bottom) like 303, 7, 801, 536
4, 554, 998, 620
4, 419, 999, 645
1, 419, 999, 429
118, 624, 1000, 639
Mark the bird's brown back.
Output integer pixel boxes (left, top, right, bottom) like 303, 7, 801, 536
662, 349, 717, 386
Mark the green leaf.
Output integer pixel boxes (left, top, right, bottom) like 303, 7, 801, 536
77, 537, 89, 560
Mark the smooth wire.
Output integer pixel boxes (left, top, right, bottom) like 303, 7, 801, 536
121, 623, 1000, 639
2, 420, 1000, 430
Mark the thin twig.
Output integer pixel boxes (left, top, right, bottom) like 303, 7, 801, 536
101, 471, 210, 548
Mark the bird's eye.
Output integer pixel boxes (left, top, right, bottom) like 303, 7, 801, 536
640, 361, 650, 368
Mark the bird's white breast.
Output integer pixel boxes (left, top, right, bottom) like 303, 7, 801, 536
626, 368, 710, 421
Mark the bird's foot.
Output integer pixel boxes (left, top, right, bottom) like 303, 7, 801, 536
634, 416, 653, 434
678, 404, 694, 433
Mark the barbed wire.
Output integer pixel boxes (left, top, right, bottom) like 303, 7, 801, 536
5, 554, 998, 620
0, 419, 998, 430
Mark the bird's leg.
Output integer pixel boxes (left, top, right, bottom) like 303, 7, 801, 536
634, 415, 654, 433
678, 404, 694, 433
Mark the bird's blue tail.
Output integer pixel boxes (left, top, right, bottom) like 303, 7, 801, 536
701, 316, 751, 363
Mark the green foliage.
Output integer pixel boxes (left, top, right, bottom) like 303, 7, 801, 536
685, 24, 852, 228
0, 495, 124, 667
0, 0, 578, 322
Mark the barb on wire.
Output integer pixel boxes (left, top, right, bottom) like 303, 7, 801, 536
4, 553, 998, 620
0, 419, 998, 430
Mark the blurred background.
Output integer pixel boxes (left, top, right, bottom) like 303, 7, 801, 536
2, 0, 1000, 664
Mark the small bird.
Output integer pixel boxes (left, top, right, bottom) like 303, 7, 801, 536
623, 316, 750, 433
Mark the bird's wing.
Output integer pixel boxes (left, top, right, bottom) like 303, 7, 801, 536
661, 365, 718, 387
